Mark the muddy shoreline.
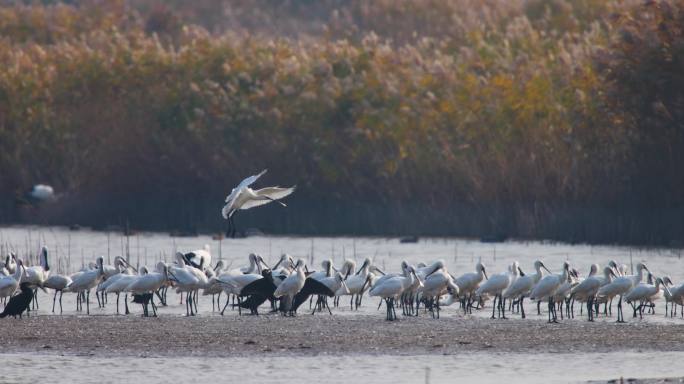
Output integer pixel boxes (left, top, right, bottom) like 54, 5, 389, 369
2, 314, 683, 358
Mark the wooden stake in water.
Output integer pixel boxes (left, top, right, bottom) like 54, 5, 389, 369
219, 237, 223, 262
353, 238, 357, 259
67, 234, 72, 274
310, 239, 314, 266
107, 232, 111, 266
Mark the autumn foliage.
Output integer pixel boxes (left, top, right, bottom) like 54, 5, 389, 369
0, 0, 682, 244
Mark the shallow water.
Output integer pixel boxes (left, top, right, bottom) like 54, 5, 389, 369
3, 226, 684, 383
3, 351, 683, 384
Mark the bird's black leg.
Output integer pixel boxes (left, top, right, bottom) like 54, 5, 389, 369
52, 290, 58, 313
86, 290, 90, 315
221, 297, 230, 315
59, 291, 64, 314
520, 296, 526, 319
125, 294, 130, 315
151, 296, 158, 317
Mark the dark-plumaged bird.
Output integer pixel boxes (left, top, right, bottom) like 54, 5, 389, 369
229, 269, 277, 315
0, 282, 34, 318
132, 293, 157, 317
287, 278, 336, 315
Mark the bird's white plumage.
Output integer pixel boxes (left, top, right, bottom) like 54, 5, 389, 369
221, 170, 295, 219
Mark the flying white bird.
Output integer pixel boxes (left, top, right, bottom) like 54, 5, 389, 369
221, 170, 295, 237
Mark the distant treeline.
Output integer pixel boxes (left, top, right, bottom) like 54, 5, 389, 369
0, 0, 682, 245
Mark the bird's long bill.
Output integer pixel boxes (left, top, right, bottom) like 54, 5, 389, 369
273, 258, 283, 270
483, 269, 489, 280
342, 280, 350, 294
259, 257, 271, 271
120, 258, 138, 273
361, 275, 371, 291
542, 265, 552, 274
412, 270, 424, 287
518, 267, 525, 277
374, 267, 386, 276
167, 270, 179, 282
356, 260, 369, 275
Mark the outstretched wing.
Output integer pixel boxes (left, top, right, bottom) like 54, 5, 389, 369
291, 278, 335, 312
222, 170, 267, 217
239, 186, 296, 210
237, 169, 268, 191
253, 186, 295, 200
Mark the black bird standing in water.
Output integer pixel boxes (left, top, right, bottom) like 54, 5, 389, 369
1, 283, 34, 318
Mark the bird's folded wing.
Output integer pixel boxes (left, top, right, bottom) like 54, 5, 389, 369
240, 277, 276, 297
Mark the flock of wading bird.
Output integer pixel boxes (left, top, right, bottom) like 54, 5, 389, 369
2, 246, 684, 323
1, 169, 683, 322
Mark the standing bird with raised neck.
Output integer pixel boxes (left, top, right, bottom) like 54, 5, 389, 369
168, 253, 203, 316
455, 262, 488, 314
571, 266, 615, 321
529, 262, 571, 323
476, 261, 519, 319
66, 257, 104, 315
221, 170, 295, 238
0, 260, 24, 306
503, 260, 551, 319
126, 263, 169, 317
273, 259, 307, 316
22, 246, 50, 310
597, 263, 649, 323
336, 258, 375, 310
625, 277, 665, 319
369, 266, 423, 321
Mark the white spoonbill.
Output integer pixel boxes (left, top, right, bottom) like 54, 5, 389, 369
336, 257, 374, 310
369, 266, 423, 321
503, 260, 551, 318
43, 273, 72, 314
104, 268, 142, 315
273, 259, 307, 316
66, 257, 104, 315
571, 266, 615, 321
625, 277, 664, 319
418, 265, 459, 318
597, 263, 649, 323
0, 260, 24, 305
126, 262, 169, 317
529, 262, 570, 323
185, 245, 212, 270
454, 262, 488, 313
22, 246, 50, 310
221, 169, 295, 238
475, 261, 518, 319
